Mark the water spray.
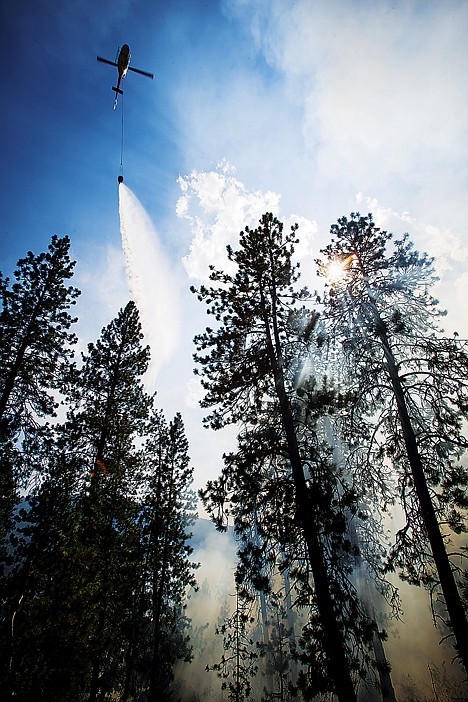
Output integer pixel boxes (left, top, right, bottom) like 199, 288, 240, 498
118, 184, 180, 383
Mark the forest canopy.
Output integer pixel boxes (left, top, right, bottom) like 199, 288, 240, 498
1, 218, 467, 702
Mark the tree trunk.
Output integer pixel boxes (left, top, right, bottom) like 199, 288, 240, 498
148, 568, 166, 702
0, 319, 37, 425
282, 563, 298, 698
371, 303, 468, 673
370, 608, 397, 702
0, 338, 27, 424
282, 404, 357, 702
122, 584, 146, 702
259, 272, 356, 701
263, 334, 357, 700
252, 507, 273, 693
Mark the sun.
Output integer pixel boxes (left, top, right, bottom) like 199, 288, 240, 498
326, 259, 347, 282
325, 254, 357, 283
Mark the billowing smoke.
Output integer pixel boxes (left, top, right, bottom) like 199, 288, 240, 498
174, 520, 238, 701
119, 183, 180, 384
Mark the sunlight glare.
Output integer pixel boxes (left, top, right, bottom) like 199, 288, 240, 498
326, 259, 347, 282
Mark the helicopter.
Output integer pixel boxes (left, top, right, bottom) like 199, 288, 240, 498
97, 44, 154, 108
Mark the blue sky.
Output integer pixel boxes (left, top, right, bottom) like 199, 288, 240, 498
2, 0, 468, 689
3, 0, 467, 274
1, 0, 239, 262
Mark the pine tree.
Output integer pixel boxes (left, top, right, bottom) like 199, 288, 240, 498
0, 235, 79, 540
2, 301, 201, 701
143, 410, 198, 702
317, 212, 468, 672
193, 213, 363, 700
210, 587, 259, 702
2, 301, 153, 701
68, 301, 152, 702
0, 235, 79, 434
1, 462, 91, 700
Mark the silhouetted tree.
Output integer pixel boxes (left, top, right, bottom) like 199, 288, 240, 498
2, 299, 200, 702
143, 410, 198, 702
0, 235, 79, 541
0, 235, 79, 432
1, 301, 152, 701
68, 301, 152, 702
317, 213, 468, 672
193, 213, 366, 700
210, 588, 259, 702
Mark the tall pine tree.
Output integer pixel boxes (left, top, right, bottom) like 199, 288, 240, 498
0, 235, 79, 539
68, 301, 152, 702
2, 301, 152, 701
0, 235, 79, 435
193, 213, 365, 701
142, 410, 198, 702
317, 213, 468, 672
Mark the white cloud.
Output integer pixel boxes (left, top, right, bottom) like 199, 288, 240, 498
355, 192, 468, 277
231, 1, 468, 168
185, 377, 205, 410
173, 56, 312, 219
284, 214, 319, 260
455, 272, 468, 297
215, 0, 468, 239
177, 165, 281, 282
176, 164, 320, 284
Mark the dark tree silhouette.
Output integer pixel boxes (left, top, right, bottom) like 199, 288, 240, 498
317, 213, 468, 672
0, 235, 79, 434
2, 302, 152, 701
0, 235, 79, 541
1, 300, 199, 701
144, 410, 198, 702
193, 213, 363, 701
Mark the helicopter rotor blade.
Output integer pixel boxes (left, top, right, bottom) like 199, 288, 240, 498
128, 66, 154, 79
97, 56, 119, 67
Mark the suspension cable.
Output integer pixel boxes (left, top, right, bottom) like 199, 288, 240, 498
120, 93, 124, 176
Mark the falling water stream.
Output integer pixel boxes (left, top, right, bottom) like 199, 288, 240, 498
118, 183, 179, 383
